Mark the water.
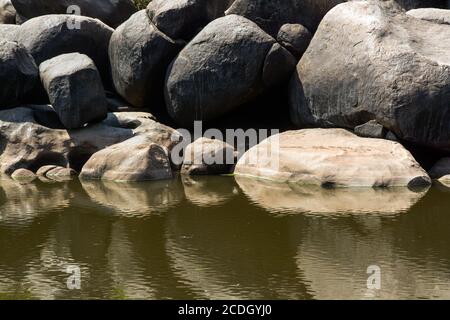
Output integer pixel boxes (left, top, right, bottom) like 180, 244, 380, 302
0, 175, 450, 300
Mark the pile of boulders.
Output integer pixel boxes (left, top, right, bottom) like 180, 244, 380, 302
0, 0, 450, 190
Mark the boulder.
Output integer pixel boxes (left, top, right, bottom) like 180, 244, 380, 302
17, 15, 114, 85
0, 24, 18, 41
36, 165, 58, 176
289, 1, 450, 152
109, 10, 182, 108
407, 8, 450, 25
225, 0, 345, 36
80, 135, 173, 182
0, 0, 15, 24
10, 0, 137, 28
147, 0, 235, 40
181, 138, 235, 175
45, 166, 77, 179
234, 129, 431, 188
0, 40, 38, 108
429, 158, 450, 179
11, 168, 36, 182
165, 14, 295, 126
39, 53, 107, 129
0, 107, 179, 174
276, 23, 312, 60
354, 120, 386, 139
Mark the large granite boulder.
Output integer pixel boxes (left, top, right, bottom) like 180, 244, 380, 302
10, 0, 137, 28
147, 0, 235, 40
17, 15, 114, 85
80, 135, 173, 182
0, 0, 15, 24
39, 53, 107, 129
109, 10, 182, 108
165, 14, 296, 126
225, 0, 345, 36
0, 107, 179, 174
234, 129, 431, 188
0, 40, 38, 108
289, 1, 450, 152
407, 8, 450, 25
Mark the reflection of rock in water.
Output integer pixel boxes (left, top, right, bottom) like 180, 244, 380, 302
80, 178, 185, 216
236, 176, 428, 216
181, 175, 237, 207
164, 194, 311, 299
0, 178, 71, 226
295, 188, 450, 299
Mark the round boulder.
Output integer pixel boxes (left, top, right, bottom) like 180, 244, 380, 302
0, 40, 38, 108
17, 14, 114, 85
109, 10, 182, 109
165, 14, 296, 126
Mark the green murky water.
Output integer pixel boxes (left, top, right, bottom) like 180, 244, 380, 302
0, 175, 449, 300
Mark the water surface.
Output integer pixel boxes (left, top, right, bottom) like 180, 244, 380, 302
0, 175, 449, 299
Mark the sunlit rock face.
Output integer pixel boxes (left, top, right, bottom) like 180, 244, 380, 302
289, 1, 450, 152
235, 176, 428, 216
235, 129, 431, 188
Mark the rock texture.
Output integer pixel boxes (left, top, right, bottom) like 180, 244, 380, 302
0, 40, 38, 108
407, 8, 450, 25
354, 120, 386, 139
234, 129, 431, 188
147, 0, 235, 40
109, 10, 182, 108
18, 15, 114, 85
289, 0, 450, 151
39, 53, 107, 129
225, 0, 345, 36
165, 14, 295, 126
182, 138, 235, 175
277, 23, 312, 60
0, 24, 19, 41
10, 0, 137, 28
80, 135, 173, 182
0, 107, 179, 174
0, 0, 15, 24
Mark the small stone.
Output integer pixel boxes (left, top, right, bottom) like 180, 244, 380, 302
354, 120, 386, 139
11, 168, 36, 182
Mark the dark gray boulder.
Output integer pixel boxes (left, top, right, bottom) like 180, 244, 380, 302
277, 24, 312, 60
0, 40, 38, 108
39, 53, 107, 129
289, 0, 450, 152
147, 0, 235, 40
10, 0, 137, 28
354, 120, 387, 139
165, 14, 295, 127
0, 0, 15, 24
17, 14, 114, 85
109, 10, 182, 109
225, 0, 345, 36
